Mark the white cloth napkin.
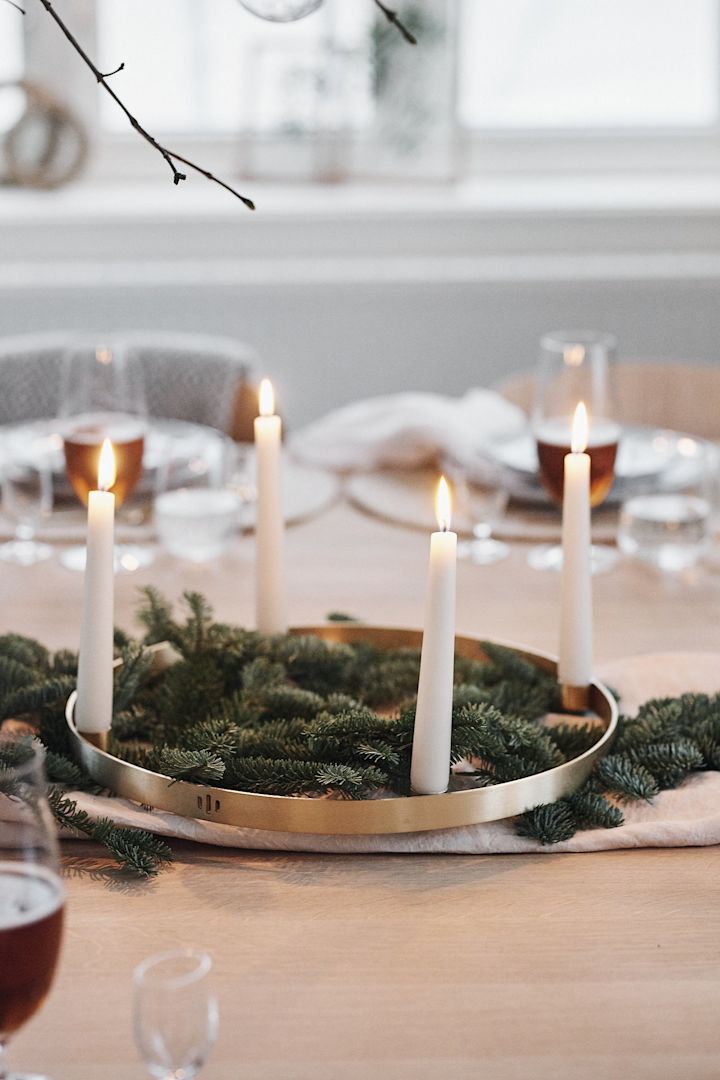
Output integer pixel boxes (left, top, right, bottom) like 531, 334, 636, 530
49, 651, 720, 857
290, 390, 527, 472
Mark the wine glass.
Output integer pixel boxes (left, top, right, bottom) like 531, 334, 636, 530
57, 338, 154, 573
0, 736, 65, 1080
528, 330, 621, 574
133, 949, 219, 1080
441, 452, 509, 564
0, 431, 54, 566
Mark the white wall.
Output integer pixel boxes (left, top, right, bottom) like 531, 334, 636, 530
2, 179, 720, 429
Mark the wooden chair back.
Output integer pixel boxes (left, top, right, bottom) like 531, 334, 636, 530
495, 361, 720, 439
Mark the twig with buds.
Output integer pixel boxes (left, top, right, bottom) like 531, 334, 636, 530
34, 0, 255, 209
1, 0, 417, 206
372, 0, 417, 45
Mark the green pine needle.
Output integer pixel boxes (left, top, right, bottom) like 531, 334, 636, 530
596, 755, 660, 802
155, 748, 226, 785
44, 751, 87, 789
3, 590, 718, 872
516, 802, 577, 844
567, 789, 624, 830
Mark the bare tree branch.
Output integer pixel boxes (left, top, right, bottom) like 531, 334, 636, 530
34, 0, 255, 209
372, 0, 417, 45
97, 62, 125, 82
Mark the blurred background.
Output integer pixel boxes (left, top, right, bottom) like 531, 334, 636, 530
2, 0, 720, 426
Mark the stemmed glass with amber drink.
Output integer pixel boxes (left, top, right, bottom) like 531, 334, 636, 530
0, 737, 64, 1080
528, 330, 621, 573
58, 339, 153, 572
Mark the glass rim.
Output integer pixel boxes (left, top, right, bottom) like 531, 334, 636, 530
58, 331, 134, 350
540, 329, 618, 351
0, 735, 46, 780
133, 948, 213, 990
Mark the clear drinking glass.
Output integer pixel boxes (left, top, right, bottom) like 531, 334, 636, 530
0, 737, 65, 1080
0, 433, 54, 567
441, 453, 509, 564
618, 438, 719, 571
133, 949, 219, 1080
57, 338, 154, 573
153, 438, 246, 562
528, 329, 621, 574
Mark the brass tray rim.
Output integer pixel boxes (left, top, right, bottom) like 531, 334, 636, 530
65, 626, 618, 836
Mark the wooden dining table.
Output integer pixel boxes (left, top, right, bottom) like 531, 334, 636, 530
6, 498, 720, 1080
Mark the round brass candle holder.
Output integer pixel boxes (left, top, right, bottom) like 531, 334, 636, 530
65, 627, 618, 836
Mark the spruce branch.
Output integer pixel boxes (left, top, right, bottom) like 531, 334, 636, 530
137, 586, 179, 646
48, 790, 172, 877
516, 802, 576, 845
0, 735, 34, 769
113, 644, 154, 716
627, 739, 703, 789
111, 707, 157, 742
0, 676, 76, 724
44, 750, 87, 789
6, 591, 719, 869
547, 722, 605, 760
233, 723, 309, 762
179, 716, 241, 759
154, 748, 226, 785
226, 755, 387, 798
33, 0, 255, 209
51, 649, 78, 676
0, 655, 37, 697
596, 755, 660, 803
567, 790, 623, 831
0, 633, 49, 671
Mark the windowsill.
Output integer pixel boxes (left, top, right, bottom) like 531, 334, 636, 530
3, 173, 720, 277
4, 172, 720, 223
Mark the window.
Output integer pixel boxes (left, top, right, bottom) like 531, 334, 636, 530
0, 5, 25, 134
459, 0, 719, 130
5, 0, 720, 184
96, 0, 374, 135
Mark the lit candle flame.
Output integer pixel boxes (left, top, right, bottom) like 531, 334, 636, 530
97, 438, 116, 492
435, 475, 452, 532
571, 402, 588, 454
564, 344, 585, 367
259, 378, 275, 418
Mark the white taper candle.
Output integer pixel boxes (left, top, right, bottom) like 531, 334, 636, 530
558, 402, 593, 691
254, 379, 287, 635
75, 438, 115, 734
410, 477, 458, 795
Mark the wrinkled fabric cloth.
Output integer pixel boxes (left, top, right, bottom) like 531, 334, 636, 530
290, 390, 526, 473
49, 652, 720, 856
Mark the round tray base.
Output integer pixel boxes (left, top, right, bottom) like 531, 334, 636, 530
66, 627, 618, 836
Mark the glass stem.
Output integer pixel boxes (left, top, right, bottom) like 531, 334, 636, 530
15, 522, 34, 542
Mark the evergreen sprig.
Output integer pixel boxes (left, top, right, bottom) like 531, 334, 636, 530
48, 789, 171, 877
2, 590, 719, 870
0, 629, 170, 876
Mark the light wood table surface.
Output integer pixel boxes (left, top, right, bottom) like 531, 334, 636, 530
5, 500, 720, 1080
